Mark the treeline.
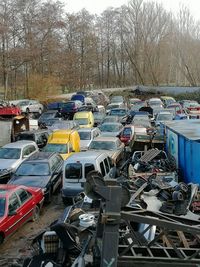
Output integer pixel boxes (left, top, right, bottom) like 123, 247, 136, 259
0, 0, 200, 99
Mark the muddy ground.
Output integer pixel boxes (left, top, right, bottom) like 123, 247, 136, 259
0, 194, 65, 267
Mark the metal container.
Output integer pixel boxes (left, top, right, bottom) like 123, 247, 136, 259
165, 120, 200, 184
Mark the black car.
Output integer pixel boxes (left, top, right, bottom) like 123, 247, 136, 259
8, 152, 63, 203
16, 130, 50, 149
38, 110, 62, 127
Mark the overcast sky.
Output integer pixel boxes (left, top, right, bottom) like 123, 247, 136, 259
65, 0, 200, 20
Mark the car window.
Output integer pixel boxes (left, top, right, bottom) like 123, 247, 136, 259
104, 158, 110, 173
9, 193, 20, 213
65, 163, 82, 179
16, 188, 31, 204
68, 143, 73, 153
22, 146, 30, 157
100, 161, 105, 176
85, 163, 95, 178
29, 145, 37, 153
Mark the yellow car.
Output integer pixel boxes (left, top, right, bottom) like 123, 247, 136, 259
73, 111, 94, 128
43, 129, 80, 160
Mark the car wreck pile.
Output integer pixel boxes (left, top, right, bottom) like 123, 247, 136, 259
12, 148, 200, 267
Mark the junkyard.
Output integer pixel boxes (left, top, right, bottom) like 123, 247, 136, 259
1, 88, 200, 267
1, 0, 200, 266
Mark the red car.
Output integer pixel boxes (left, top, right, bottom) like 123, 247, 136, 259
0, 184, 44, 244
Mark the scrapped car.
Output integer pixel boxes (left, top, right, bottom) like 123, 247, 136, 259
106, 103, 124, 114
78, 128, 101, 151
119, 125, 135, 146
16, 130, 50, 149
48, 120, 79, 131
61, 151, 114, 204
100, 122, 124, 137
0, 141, 38, 183
88, 136, 125, 164
102, 115, 120, 124
179, 100, 200, 109
43, 129, 80, 160
93, 112, 106, 127
73, 111, 94, 128
147, 98, 164, 109
38, 110, 62, 127
160, 96, 176, 107
17, 99, 44, 114
0, 184, 44, 244
155, 111, 174, 126
59, 100, 83, 119
8, 152, 63, 203
108, 108, 128, 123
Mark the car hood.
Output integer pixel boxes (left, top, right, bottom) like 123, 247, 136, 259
101, 131, 120, 137
9, 175, 50, 188
90, 149, 115, 157
0, 159, 20, 171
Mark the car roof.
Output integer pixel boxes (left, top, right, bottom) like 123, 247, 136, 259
92, 136, 118, 142
0, 184, 26, 197
101, 122, 122, 125
24, 151, 57, 162
78, 128, 97, 132
3, 140, 36, 148
65, 151, 108, 161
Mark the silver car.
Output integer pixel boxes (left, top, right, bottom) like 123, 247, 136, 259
0, 141, 38, 182
78, 128, 101, 151
100, 122, 124, 137
88, 136, 125, 164
17, 99, 44, 114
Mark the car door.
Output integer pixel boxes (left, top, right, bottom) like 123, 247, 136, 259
5, 193, 21, 237
15, 188, 33, 226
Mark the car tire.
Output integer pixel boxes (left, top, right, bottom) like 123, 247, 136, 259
0, 233, 4, 244
32, 205, 40, 222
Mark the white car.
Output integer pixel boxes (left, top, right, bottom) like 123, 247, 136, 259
17, 99, 44, 114
0, 141, 38, 182
78, 127, 101, 150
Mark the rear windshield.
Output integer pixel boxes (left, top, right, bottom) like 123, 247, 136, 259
16, 134, 34, 141
122, 128, 132, 136
78, 131, 91, 140
65, 163, 82, 179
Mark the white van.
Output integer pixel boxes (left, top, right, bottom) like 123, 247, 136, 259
61, 151, 114, 205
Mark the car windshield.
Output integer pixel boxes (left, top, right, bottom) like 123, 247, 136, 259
103, 116, 118, 123
0, 148, 21, 159
133, 119, 150, 127
107, 104, 120, 109
78, 131, 91, 140
16, 163, 50, 176
0, 197, 6, 217
101, 124, 122, 132
89, 141, 116, 150
75, 118, 88, 125
16, 134, 34, 141
110, 109, 126, 116
60, 102, 74, 108
149, 101, 162, 106
65, 163, 82, 179
157, 113, 173, 121
43, 144, 67, 153
93, 113, 104, 119
40, 112, 56, 119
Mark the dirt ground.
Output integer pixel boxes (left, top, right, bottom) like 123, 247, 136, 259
0, 194, 65, 267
